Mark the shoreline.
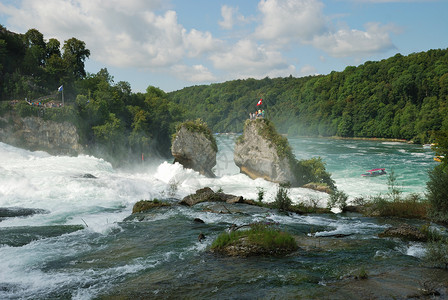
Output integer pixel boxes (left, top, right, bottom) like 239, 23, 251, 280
328, 136, 410, 143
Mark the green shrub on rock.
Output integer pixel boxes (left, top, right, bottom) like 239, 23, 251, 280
327, 190, 348, 211
211, 223, 298, 257
274, 183, 292, 212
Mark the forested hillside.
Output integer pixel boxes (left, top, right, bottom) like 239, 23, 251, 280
169, 49, 448, 143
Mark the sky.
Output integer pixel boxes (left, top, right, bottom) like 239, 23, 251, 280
0, 0, 447, 93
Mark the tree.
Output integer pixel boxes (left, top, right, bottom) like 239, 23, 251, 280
427, 131, 448, 223
23, 28, 45, 49
62, 37, 90, 79
46, 38, 61, 59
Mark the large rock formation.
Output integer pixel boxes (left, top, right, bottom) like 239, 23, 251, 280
234, 119, 335, 189
171, 120, 217, 177
234, 119, 301, 186
0, 115, 83, 155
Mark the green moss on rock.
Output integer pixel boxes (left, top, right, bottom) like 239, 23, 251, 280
210, 223, 298, 257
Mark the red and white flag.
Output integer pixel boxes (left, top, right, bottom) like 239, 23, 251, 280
256, 99, 262, 106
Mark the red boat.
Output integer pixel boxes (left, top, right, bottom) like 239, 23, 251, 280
361, 168, 387, 177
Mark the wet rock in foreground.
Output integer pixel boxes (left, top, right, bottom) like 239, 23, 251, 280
378, 223, 426, 242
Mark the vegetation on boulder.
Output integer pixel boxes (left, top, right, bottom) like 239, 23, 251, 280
210, 222, 298, 257
172, 119, 217, 152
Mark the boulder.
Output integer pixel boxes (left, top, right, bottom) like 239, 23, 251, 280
171, 120, 217, 177
234, 119, 299, 186
179, 187, 245, 206
180, 187, 215, 206
132, 200, 171, 214
378, 223, 427, 242
0, 207, 49, 219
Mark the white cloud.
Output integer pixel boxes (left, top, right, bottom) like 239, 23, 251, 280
254, 0, 326, 43
218, 5, 249, 30
254, 0, 397, 57
0, 0, 222, 69
184, 29, 223, 57
209, 39, 295, 79
299, 65, 318, 76
311, 22, 396, 57
348, 0, 437, 2
171, 64, 217, 82
219, 5, 236, 30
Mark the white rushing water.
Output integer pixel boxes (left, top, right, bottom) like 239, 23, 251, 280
1, 136, 437, 230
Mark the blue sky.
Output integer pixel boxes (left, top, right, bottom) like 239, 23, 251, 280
1, 0, 447, 93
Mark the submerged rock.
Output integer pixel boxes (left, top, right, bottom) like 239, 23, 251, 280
0, 207, 49, 219
0, 225, 84, 247
378, 223, 427, 241
171, 119, 217, 178
80, 173, 97, 179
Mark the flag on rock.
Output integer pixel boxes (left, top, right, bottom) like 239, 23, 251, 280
256, 99, 262, 106
58, 85, 63, 92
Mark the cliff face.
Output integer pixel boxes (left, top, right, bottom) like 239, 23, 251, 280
234, 119, 299, 186
171, 122, 217, 177
0, 115, 83, 155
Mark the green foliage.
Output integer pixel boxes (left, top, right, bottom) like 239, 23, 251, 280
424, 240, 448, 269
356, 266, 368, 280
274, 184, 292, 212
257, 187, 265, 203
387, 168, 401, 201
327, 189, 348, 211
364, 193, 428, 219
432, 130, 448, 168
0, 101, 11, 115
426, 131, 448, 223
419, 223, 445, 242
296, 157, 335, 190
210, 222, 298, 254
0, 26, 93, 101
14, 101, 38, 117
427, 165, 448, 223
256, 119, 291, 159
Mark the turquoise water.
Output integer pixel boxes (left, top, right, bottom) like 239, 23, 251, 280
0, 138, 443, 299
289, 138, 437, 197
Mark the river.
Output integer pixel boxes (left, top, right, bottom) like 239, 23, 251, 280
0, 136, 444, 299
